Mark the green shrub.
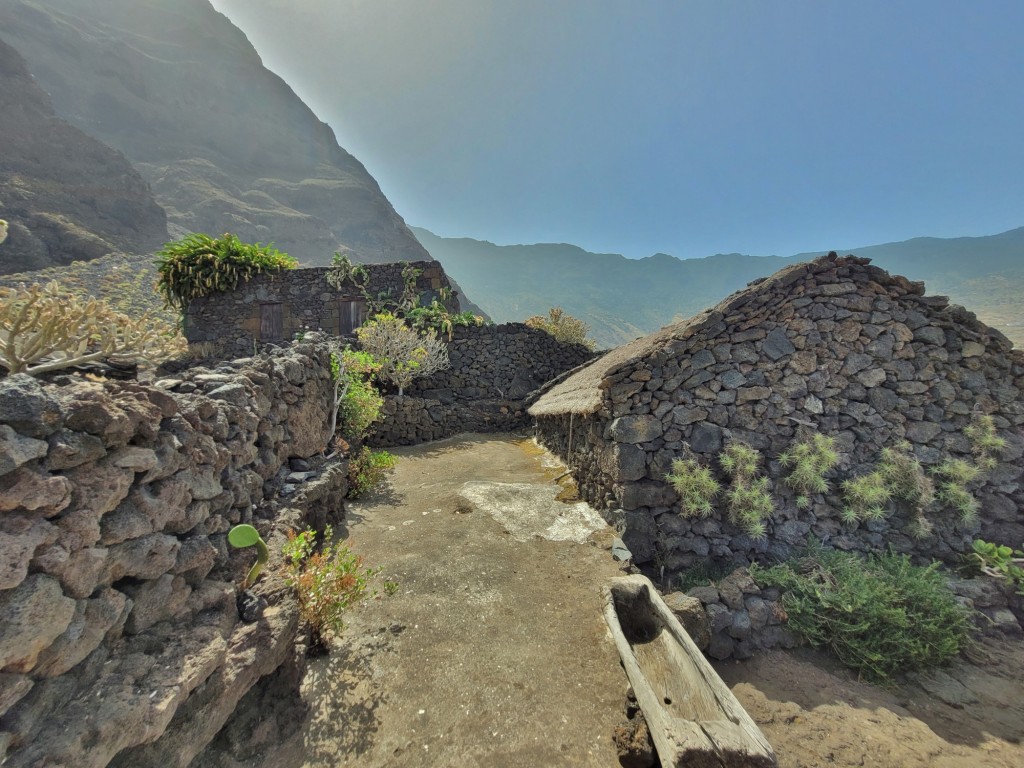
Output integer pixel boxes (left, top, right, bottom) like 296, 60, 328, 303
780, 434, 841, 508
282, 526, 378, 648
156, 233, 297, 311
333, 348, 384, 440
325, 250, 369, 291
347, 446, 397, 498
752, 547, 971, 682
666, 458, 721, 518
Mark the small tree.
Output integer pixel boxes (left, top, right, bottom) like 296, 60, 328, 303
355, 312, 449, 396
0, 281, 185, 375
525, 307, 596, 350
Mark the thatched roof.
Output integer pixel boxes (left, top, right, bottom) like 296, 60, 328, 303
528, 254, 854, 417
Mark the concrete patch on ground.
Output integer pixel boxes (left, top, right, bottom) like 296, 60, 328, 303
458, 481, 608, 543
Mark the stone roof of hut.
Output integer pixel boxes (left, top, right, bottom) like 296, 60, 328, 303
527, 253, 1006, 417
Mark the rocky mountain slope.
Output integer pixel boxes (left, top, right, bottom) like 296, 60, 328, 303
0, 0, 429, 267
0, 38, 167, 273
415, 226, 1024, 349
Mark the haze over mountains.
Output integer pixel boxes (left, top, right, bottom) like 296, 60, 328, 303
414, 226, 1024, 349
0, 0, 429, 268
0, 0, 1019, 353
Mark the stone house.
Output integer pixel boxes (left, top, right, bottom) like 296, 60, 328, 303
183, 260, 459, 351
529, 254, 1024, 573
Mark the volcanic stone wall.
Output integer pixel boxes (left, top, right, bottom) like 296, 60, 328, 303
535, 256, 1024, 572
0, 340, 345, 768
184, 261, 458, 353
370, 323, 594, 446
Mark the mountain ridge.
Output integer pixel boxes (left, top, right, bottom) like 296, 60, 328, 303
413, 225, 1024, 349
0, 0, 429, 267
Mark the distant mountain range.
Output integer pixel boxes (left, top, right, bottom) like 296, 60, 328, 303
413, 226, 1024, 349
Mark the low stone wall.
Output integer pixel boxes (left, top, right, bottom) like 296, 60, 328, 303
371, 323, 594, 446
0, 339, 344, 768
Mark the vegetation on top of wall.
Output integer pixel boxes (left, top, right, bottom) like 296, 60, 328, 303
751, 547, 971, 682
0, 280, 185, 375
525, 307, 597, 350
156, 232, 298, 311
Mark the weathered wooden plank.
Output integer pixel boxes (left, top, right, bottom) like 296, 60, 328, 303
603, 574, 777, 768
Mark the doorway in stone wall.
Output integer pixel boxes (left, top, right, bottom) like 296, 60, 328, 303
339, 299, 368, 335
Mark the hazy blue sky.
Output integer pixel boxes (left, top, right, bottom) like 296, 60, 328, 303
210, 0, 1023, 259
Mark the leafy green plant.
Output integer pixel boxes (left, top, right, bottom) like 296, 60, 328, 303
752, 547, 971, 682
406, 299, 485, 340
779, 434, 841, 508
0, 281, 186, 375
525, 307, 597, 350
347, 446, 397, 499
355, 311, 449, 395
720, 442, 774, 539
228, 524, 270, 589
155, 233, 297, 311
331, 348, 384, 440
282, 525, 379, 648
966, 539, 1024, 596
325, 250, 369, 291
666, 457, 721, 517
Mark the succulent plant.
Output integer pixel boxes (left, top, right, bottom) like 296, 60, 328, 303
228, 524, 270, 588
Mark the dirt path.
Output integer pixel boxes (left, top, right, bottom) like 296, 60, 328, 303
207, 433, 1023, 768
272, 433, 630, 767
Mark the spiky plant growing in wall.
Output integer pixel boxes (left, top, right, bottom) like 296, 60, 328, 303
841, 442, 934, 536
932, 412, 1007, 525
779, 433, 841, 508
720, 442, 774, 539
666, 458, 721, 518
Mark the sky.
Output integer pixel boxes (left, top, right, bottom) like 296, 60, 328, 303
209, 0, 1024, 260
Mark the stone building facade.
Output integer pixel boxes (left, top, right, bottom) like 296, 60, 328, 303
183, 261, 459, 353
530, 255, 1024, 574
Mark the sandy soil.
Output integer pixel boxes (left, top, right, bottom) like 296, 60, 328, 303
205, 433, 1023, 768
717, 638, 1024, 768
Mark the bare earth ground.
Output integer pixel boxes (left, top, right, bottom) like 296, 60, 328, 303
226, 433, 1022, 768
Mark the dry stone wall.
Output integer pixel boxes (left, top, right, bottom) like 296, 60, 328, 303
184, 261, 458, 354
535, 256, 1024, 574
0, 339, 345, 768
370, 323, 594, 446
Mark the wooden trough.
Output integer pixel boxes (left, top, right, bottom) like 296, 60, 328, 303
603, 575, 777, 768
